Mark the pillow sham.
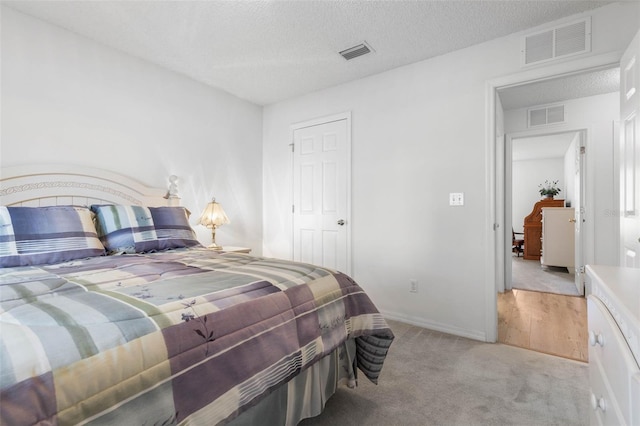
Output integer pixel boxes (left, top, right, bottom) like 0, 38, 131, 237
0, 206, 106, 267
91, 205, 201, 254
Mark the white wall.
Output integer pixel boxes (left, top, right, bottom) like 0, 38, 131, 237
505, 92, 620, 266
0, 7, 264, 252
263, 2, 639, 340
512, 157, 565, 233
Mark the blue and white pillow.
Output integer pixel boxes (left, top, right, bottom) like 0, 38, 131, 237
0, 206, 106, 267
91, 205, 201, 254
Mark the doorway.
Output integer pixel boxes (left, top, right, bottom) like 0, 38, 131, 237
507, 130, 584, 297
499, 126, 590, 361
488, 63, 620, 355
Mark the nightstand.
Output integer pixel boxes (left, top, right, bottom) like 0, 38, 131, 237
217, 246, 251, 254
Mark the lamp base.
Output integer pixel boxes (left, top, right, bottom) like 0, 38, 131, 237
208, 226, 223, 250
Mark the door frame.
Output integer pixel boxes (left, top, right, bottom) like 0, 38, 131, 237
484, 52, 621, 342
290, 111, 353, 275
504, 128, 586, 294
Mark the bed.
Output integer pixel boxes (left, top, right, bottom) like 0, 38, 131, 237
0, 165, 394, 425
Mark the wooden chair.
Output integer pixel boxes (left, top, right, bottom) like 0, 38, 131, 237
512, 228, 524, 257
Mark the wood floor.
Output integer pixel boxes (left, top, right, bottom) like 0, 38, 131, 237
498, 289, 588, 362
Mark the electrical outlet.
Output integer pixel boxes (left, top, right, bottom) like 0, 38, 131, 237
449, 192, 464, 206
409, 279, 418, 293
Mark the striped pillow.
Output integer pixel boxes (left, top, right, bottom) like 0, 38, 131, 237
91, 205, 201, 254
0, 206, 106, 267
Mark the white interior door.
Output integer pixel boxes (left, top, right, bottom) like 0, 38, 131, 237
292, 116, 351, 274
620, 30, 640, 268
573, 132, 585, 294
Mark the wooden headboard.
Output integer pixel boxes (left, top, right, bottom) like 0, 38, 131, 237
0, 164, 179, 207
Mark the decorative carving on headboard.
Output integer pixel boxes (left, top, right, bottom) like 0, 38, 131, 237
0, 165, 178, 207
0, 181, 143, 205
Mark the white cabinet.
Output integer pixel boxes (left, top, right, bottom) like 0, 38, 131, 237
586, 265, 640, 426
541, 207, 575, 269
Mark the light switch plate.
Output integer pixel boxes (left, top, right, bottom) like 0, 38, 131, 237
449, 192, 464, 206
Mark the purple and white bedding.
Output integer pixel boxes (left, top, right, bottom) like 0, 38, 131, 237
0, 247, 394, 425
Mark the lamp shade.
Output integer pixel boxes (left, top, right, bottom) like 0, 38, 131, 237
197, 199, 230, 228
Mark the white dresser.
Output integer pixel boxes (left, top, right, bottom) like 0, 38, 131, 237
586, 265, 640, 426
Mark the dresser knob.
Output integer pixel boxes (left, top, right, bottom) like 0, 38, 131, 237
590, 394, 607, 412
588, 331, 605, 347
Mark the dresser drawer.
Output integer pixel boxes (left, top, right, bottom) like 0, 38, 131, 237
589, 353, 626, 426
632, 373, 640, 426
588, 296, 640, 425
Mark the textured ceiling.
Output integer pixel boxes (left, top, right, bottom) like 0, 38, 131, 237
4, 0, 616, 106
499, 66, 620, 110
513, 133, 577, 161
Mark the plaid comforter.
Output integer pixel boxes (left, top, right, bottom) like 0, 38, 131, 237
0, 248, 393, 425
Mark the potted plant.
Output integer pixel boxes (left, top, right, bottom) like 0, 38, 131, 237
538, 180, 561, 199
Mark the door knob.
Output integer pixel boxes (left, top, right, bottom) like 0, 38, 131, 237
569, 218, 576, 223
337, 219, 345, 226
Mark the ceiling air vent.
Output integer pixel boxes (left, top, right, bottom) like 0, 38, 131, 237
339, 42, 373, 61
522, 17, 591, 66
528, 104, 565, 127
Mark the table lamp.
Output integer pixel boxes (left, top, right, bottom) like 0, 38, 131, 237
197, 197, 230, 249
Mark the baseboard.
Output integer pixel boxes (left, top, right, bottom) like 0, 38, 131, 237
380, 309, 487, 342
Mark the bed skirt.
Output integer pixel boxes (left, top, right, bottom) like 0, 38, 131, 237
225, 339, 356, 425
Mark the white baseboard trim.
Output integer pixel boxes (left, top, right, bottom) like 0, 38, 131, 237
380, 309, 487, 342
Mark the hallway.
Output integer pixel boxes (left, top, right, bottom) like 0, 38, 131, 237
511, 256, 579, 296
498, 289, 587, 362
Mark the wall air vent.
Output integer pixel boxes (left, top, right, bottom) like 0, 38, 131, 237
339, 42, 374, 60
528, 104, 565, 127
522, 17, 591, 66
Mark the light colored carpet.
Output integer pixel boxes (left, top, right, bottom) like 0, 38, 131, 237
511, 256, 579, 296
300, 320, 589, 426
